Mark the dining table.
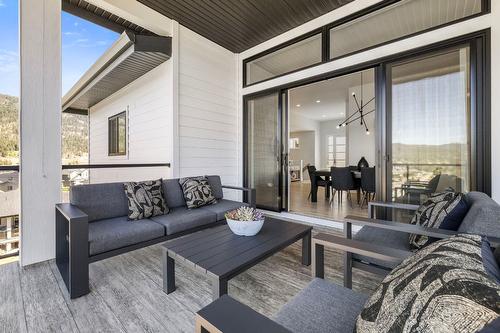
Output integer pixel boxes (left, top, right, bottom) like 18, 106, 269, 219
310, 169, 361, 203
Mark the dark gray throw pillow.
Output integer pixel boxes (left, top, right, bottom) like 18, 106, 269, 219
409, 191, 466, 249
179, 176, 217, 209
124, 179, 168, 220
355, 234, 500, 333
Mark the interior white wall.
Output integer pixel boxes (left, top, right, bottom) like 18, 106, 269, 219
289, 112, 320, 167
19, 0, 61, 266
88, 61, 174, 183
238, 0, 500, 202
289, 131, 315, 180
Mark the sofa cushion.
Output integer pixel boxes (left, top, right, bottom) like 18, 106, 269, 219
162, 178, 186, 208
409, 191, 466, 249
88, 216, 165, 256
179, 176, 217, 209
124, 179, 168, 220
460, 191, 500, 238
204, 199, 248, 220
355, 235, 500, 333
353, 226, 411, 268
274, 278, 368, 333
70, 183, 129, 222
150, 206, 217, 235
206, 175, 223, 200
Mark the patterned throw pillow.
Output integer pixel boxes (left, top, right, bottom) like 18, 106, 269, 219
409, 191, 467, 249
355, 234, 500, 333
179, 176, 217, 209
124, 179, 168, 220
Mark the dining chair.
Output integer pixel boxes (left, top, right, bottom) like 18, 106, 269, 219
360, 167, 376, 208
330, 167, 357, 206
307, 165, 330, 200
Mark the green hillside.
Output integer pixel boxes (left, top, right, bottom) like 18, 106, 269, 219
0, 94, 19, 165
0, 93, 88, 165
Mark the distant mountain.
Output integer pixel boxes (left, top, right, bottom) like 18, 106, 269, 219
0, 93, 88, 165
392, 143, 467, 165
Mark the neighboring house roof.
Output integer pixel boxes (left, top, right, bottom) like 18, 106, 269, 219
62, 0, 154, 35
62, 31, 172, 114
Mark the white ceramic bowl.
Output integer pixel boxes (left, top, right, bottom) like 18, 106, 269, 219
226, 218, 264, 236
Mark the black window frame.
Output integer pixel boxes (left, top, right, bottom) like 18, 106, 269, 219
108, 111, 127, 156
243, 28, 324, 88
242, 29, 491, 210
242, 0, 490, 88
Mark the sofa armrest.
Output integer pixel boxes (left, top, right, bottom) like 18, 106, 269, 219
344, 215, 500, 248
221, 185, 256, 208
367, 201, 420, 218
55, 203, 90, 298
312, 233, 412, 279
196, 295, 291, 333
56, 203, 88, 221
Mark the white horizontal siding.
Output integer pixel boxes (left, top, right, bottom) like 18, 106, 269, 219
88, 61, 174, 183
178, 26, 239, 197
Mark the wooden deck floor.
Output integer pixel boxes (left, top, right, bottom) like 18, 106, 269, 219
0, 226, 382, 333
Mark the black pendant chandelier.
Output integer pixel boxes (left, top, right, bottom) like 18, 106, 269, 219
337, 72, 375, 135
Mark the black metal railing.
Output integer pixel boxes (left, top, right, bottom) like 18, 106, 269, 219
62, 163, 170, 170
0, 165, 19, 171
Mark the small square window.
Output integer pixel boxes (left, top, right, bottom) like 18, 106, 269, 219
108, 111, 127, 156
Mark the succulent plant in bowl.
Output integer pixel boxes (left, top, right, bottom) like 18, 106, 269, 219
225, 206, 264, 236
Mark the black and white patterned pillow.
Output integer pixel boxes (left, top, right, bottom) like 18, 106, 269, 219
409, 191, 466, 249
179, 176, 217, 209
355, 234, 500, 333
124, 179, 168, 220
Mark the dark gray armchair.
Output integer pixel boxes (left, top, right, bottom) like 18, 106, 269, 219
342, 191, 500, 287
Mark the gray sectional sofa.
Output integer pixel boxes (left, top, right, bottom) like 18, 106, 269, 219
55, 175, 255, 298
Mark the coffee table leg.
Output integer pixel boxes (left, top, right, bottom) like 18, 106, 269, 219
302, 231, 311, 266
162, 250, 176, 294
212, 277, 228, 300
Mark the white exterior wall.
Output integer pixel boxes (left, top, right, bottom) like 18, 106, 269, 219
177, 25, 240, 197
88, 61, 173, 183
238, 0, 500, 202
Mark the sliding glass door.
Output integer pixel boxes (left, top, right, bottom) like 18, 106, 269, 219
244, 92, 283, 211
387, 45, 472, 204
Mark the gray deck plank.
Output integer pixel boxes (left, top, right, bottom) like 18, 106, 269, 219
20, 262, 79, 333
0, 262, 28, 333
93, 252, 199, 332
48, 261, 126, 333
88, 259, 171, 333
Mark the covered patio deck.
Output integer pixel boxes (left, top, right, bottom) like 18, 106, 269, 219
1, 226, 381, 333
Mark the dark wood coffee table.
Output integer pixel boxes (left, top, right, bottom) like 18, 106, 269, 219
161, 217, 312, 300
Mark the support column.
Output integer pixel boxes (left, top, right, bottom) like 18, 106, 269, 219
19, 0, 61, 266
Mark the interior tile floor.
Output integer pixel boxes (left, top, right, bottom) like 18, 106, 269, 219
289, 181, 368, 220
0, 224, 382, 333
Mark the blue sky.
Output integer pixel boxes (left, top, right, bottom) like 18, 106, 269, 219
0, 0, 119, 97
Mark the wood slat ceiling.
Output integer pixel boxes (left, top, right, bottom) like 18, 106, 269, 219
63, 0, 153, 35
137, 0, 354, 53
